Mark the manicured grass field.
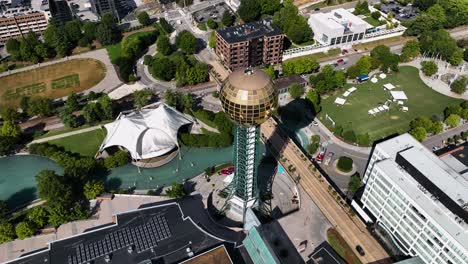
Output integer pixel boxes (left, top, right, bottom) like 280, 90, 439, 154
363, 16, 384, 27
327, 228, 362, 264
318, 66, 462, 141
48, 129, 107, 157
0, 59, 106, 107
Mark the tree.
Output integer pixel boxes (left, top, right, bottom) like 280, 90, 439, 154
104, 150, 130, 168
165, 183, 186, 198
158, 18, 173, 34
347, 173, 361, 194
208, 31, 216, 49
28, 207, 49, 228
59, 110, 80, 128
1, 107, 20, 122
206, 18, 217, 29
66, 92, 79, 111
420, 29, 462, 65
445, 105, 462, 118
260, 0, 281, 15
83, 180, 105, 200
0, 222, 15, 243
263, 65, 276, 80
82, 103, 99, 124
400, 40, 420, 62
410, 116, 433, 131
282, 57, 319, 75
176, 31, 197, 54
353, 0, 370, 15
47, 204, 71, 227
273, 3, 312, 44
186, 62, 209, 85
64, 20, 83, 45
370, 45, 399, 72
0, 136, 15, 155
1, 121, 20, 139
137, 11, 151, 26
445, 114, 461, 128
439, 0, 468, 28
409, 127, 427, 142
421, 61, 438, 76
27, 97, 53, 117
133, 89, 153, 109
238, 0, 261, 22
222, 11, 234, 27
413, 0, 437, 11
19, 31, 44, 63
82, 21, 98, 43
0, 201, 9, 218
20, 97, 30, 115
157, 35, 172, 56
305, 89, 321, 114
97, 94, 114, 120
36, 170, 72, 207
343, 130, 356, 143
288, 83, 304, 99
6, 38, 21, 59
333, 71, 346, 88
461, 109, 468, 120
371, 11, 381, 20
430, 121, 444, 135
96, 13, 121, 45
15, 222, 35, 239
151, 57, 175, 81
450, 75, 468, 94
354, 55, 371, 76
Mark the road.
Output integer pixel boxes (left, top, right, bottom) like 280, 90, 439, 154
423, 122, 468, 150
261, 118, 390, 264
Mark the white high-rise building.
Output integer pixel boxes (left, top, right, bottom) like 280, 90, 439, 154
361, 134, 468, 264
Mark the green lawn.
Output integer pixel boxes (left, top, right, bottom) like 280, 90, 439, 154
34, 121, 112, 140
318, 66, 462, 142
363, 16, 384, 27
106, 31, 156, 63
48, 129, 107, 157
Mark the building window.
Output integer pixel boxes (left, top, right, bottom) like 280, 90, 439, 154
353, 33, 358, 41
342, 36, 347, 43
336, 37, 341, 44
331, 38, 336, 45
347, 34, 353, 42
322, 34, 329, 43
359, 33, 364, 39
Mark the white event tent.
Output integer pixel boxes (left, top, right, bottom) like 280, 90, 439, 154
391, 91, 408, 100
99, 103, 194, 160
383, 83, 396, 90
334, 97, 346, 105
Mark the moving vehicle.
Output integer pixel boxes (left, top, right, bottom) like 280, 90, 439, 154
312, 120, 318, 126
356, 245, 365, 256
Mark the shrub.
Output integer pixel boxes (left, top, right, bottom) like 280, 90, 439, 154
445, 114, 461, 128
337, 157, 353, 173
164, 183, 186, 198
421, 61, 438, 76
15, 222, 35, 239
450, 75, 467, 94
342, 130, 356, 143
409, 127, 427, 141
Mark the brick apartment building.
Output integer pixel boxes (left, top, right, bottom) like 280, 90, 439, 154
0, 10, 48, 44
215, 20, 284, 71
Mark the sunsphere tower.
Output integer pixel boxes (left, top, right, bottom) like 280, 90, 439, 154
219, 68, 278, 219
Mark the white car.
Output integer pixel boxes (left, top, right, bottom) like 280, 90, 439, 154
312, 121, 318, 126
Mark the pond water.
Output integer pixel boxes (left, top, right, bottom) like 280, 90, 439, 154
0, 146, 233, 208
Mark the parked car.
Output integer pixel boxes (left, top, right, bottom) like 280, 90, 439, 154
314, 8, 320, 11
315, 148, 326, 164
356, 245, 365, 256
341, 49, 348, 54
336, 59, 344, 64
312, 120, 318, 126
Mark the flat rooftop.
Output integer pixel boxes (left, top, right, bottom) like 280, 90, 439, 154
309, 8, 370, 30
7, 202, 229, 264
217, 20, 283, 44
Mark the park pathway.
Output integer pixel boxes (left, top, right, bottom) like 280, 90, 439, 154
29, 125, 104, 145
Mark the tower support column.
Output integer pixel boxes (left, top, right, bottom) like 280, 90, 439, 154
228, 124, 261, 218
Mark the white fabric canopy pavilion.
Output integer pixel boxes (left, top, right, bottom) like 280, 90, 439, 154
377, 106, 385, 111
402, 106, 409, 112
368, 109, 376, 115
343, 91, 351, 97
334, 97, 346, 105
379, 73, 387, 79
373, 107, 381, 113
348, 87, 357, 93
397, 101, 404, 105
382, 105, 390, 110
99, 103, 194, 160
383, 83, 396, 90
391, 91, 408, 100
371, 77, 378, 83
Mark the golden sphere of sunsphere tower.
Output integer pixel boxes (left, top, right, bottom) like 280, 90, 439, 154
220, 68, 278, 126
218, 68, 278, 221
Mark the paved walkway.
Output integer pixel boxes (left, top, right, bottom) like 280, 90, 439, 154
261, 119, 390, 263
402, 60, 468, 100
423, 122, 468, 149
0, 49, 122, 95
29, 125, 103, 145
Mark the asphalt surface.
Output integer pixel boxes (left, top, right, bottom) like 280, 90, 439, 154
423, 122, 468, 150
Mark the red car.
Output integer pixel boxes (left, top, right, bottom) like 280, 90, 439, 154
220, 167, 235, 175
336, 59, 344, 64
315, 148, 326, 164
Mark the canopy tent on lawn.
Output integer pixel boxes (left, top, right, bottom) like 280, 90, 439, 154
379, 73, 387, 79
383, 83, 396, 90
371, 77, 378, 83
391, 91, 408, 100
343, 91, 351, 97
334, 97, 346, 105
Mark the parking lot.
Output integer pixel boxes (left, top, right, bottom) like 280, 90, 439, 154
192, 2, 230, 23
379, 1, 418, 21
